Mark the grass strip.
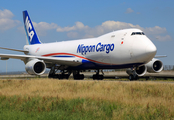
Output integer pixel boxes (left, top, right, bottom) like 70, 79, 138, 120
0, 95, 173, 120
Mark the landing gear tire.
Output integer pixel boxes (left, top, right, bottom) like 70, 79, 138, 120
73, 74, 84, 80
73, 71, 84, 80
93, 74, 104, 80
129, 75, 134, 81
129, 75, 138, 81
48, 66, 71, 79
57, 74, 70, 79
48, 73, 70, 79
92, 69, 104, 80
48, 73, 55, 78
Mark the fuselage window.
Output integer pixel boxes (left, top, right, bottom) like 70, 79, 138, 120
131, 32, 135, 35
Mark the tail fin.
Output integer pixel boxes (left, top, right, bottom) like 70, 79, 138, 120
23, 10, 41, 45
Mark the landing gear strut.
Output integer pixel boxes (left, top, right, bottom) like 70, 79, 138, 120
92, 69, 104, 80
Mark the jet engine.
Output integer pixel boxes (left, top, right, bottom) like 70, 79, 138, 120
25, 59, 46, 75
135, 65, 147, 76
126, 58, 163, 81
126, 65, 147, 77
145, 58, 163, 73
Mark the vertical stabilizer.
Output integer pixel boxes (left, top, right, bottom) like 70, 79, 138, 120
23, 10, 41, 45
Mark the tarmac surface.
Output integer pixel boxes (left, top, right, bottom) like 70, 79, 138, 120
0, 71, 173, 80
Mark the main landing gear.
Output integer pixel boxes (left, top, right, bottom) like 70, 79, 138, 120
48, 66, 71, 79
73, 71, 84, 80
92, 69, 104, 80
48, 65, 85, 80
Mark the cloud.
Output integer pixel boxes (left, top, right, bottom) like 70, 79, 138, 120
0, 9, 14, 19
55, 20, 171, 41
0, 19, 20, 31
22, 18, 171, 41
125, 8, 134, 14
125, 8, 140, 14
18, 21, 59, 36
155, 35, 172, 41
101, 21, 140, 30
33, 22, 58, 30
32, 22, 58, 35
140, 26, 171, 41
142, 26, 167, 35
56, 22, 88, 32
0, 9, 20, 31
67, 32, 79, 38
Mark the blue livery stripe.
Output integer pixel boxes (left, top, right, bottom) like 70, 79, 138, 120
53, 56, 75, 57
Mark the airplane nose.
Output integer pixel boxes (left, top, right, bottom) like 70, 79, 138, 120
145, 43, 157, 57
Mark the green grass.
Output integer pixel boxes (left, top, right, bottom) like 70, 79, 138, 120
1, 79, 174, 119
0, 95, 173, 120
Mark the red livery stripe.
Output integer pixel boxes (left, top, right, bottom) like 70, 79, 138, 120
42, 53, 112, 65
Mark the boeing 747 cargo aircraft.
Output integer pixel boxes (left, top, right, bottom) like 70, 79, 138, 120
0, 11, 164, 80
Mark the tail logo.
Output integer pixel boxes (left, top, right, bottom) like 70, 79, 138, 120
25, 16, 34, 42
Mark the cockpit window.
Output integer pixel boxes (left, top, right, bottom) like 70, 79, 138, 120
131, 32, 145, 35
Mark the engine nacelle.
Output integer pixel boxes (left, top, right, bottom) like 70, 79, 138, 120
126, 65, 147, 76
145, 58, 163, 73
25, 59, 46, 75
135, 65, 147, 76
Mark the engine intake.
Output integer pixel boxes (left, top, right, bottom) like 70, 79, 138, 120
146, 58, 163, 73
135, 65, 147, 76
25, 59, 46, 75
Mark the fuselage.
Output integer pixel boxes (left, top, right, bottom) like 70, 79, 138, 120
24, 28, 157, 70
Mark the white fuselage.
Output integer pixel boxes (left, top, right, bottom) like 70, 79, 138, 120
23, 29, 157, 70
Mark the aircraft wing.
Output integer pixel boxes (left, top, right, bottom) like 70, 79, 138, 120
0, 47, 29, 53
0, 53, 82, 66
154, 55, 167, 58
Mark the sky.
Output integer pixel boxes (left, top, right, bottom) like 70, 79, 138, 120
0, 0, 173, 72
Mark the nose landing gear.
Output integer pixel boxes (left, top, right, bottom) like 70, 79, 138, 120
126, 68, 139, 81
128, 74, 138, 81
